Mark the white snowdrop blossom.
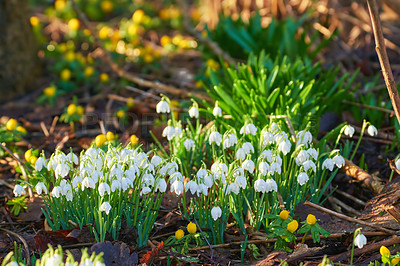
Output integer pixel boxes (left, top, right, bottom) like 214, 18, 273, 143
211, 206, 222, 221
322, 158, 335, 171
269, 122, 279, 134
262, 132, 274, 146
35, 157, 46, 171
174, 127, 183, 138
183, 139, 195, 151
343, 125, 355, 137
240, 123, 257, 135
297, 172, 309, 186
55, 163, 70, 179
171, 180, 184, 195
223, 134, 237, 149
82, 177, 95, 189
46, 254, 62, 266
67, 152, 79, 165
333, 155, 345, 168
196, 168, 207, 179
162, 126, 175, 141
111, 180, 122, 192
236, 148, 246, 161
354, 233, 367, 249
307, 148, 318, 161
303, 160, 316, 172
235, 175, 247, 189
242, 142, 254, 154
254, 179, 267, 193
35, 182, 48, 195
151, 155, 163, 167
121, 178, 129, 191
188, 106, 199, 118
260, 150, 273, 162
296, 130, 312, 146
156, 100, 170, 113
156, 179, 167, 193
13, 184, 25, 197
296, 150, 309, 166
185, 180, 198, 194
278, 139, 291, 155
396, 159, 400, 171
141, 186, 151, 195
265, 179, 278, 193
209, 131, 222, 146
98, 183, 111, 197
242, 159, 255, 173
367, 125, 377, 137
213, 106, 222, 117
269, 162, 281, 175
100, 202, 112, 215
259, 162, 269, 176
51, 186, 62, 198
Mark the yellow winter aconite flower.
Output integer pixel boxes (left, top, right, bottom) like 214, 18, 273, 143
84, 66, 94, 77
99, 26, 112, 40
100, 73, 109, 83
160, 35, 171, 47
132, 9, 145, 24
95, 134, 106, 147
6, 118, 18, 131
29, 156, 38, 165
279, 210, 289, 220
380, 246, 390, 257
44, 86, 56, 97
287, 220, 298, 233
130, 135, 139, 146
175, 229, 184, 240
65, 51, 75, 62
67, 104, 77, 115
106, 131, 115, 141
25, 150, 32, 161
206, 59, 220, 70
116, 110, 125, 119
126, 97, 135, 108
30, 16, 40, 27
68, 18, 80, 31
392, 258, 400, 264
306, 214, 317, 225
76, 105, 84, 116
101, 0, 113, 13
187, 222, 197, 234
54, 0, 66, 11
16, 126, 27, 135
60, 69, 71, 81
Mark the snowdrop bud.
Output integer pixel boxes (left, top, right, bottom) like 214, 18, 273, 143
98, 183, 110, 197
13, 184, 25, 197
35, 157, 46, 171
307, 148, 318, 161
303, 160, 316, 172
141, 186, 151, 195
259, 162, 269, 176
354, 233, 367, 249
100, 202, 112, 215
211, 206, 222, 221
35, 182, 48, 195
242, 159, 255, 173
51, 186, 62, 198
322, 158, 335, 171
209, 131, 222, 146
188, 106, 199, 118
333, 155, 345, 168
367, 125, 377, 137
171, 180, 183, 195
151, 155, 163, 167
156, 100, 170, 113
213, 106, 222, 117
162, 126, 175, 141
254, 179, 267, 193
297, 172, 309, 186
265, 179, 278, 193
184, 139, 195, 151
236, 148, 246, 161
156, 179, 167, 193
343, 125, 355, 137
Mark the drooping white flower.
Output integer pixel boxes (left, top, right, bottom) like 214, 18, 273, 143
185, 180, 198, 194
100, 202, 112, 215
303, 160, 316, 172
184, 139, 195, 151
143, 173, 155, 187
354, 233, 367, 249
269, 122, 279, 134
265, 179, 278, 193
254, 179, 267, 193
395, 159, 400, 171
260, 150, 273, 163
197, 183, 208, 196
278, 140, 292, 155
55, 163, 70, 179
209, 131, 222, 146
46, 254, 62, 266
296, 150, 309, 166
35, 157, 46, 171
223, 134, 237, 149
170, 171, 183, 183
333, 155, 345, 168
240, 123, 257, 135
259, 162, 269, 176
296, 130, 312, 146
228, 182, 240, 195
171, 180, 184, 195
51, 186, 62, 198
213, 106, 222, 117
141, 187, 151, 195
65, 190, 73, 201
203, 175, 214, 188
121, 178, 130, 190
297, 172, 309, 186
343, 125, 355, 138
262, 132, 275, 146
67, 152, 79, 165
236, 148, 246, 161
188, 106, 199, 118
367, 125, 378, 137
322, 158, 335, 171
151, 155, 163, 167
111, 179, 122, 192
242, 159, 255, 173
156, 100, 170, 113
156, 179, 167, 193
174, 127, 183, 138
269, 162, 281, 175
13, 184, 25, 197
98, 183, 110, 197
196, 168, 207, 179
35, 182, 48, 195
82, 177, 96, 189
307, 148, 318, 161
211, 206, 222, 221
242, 142, 254, 154
235, 175, 247, 189
162, 126, 175, 141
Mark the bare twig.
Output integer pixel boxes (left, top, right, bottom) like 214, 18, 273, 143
40, 122, 50, 137
193, 217, 214, 259
385, 206, 400, 225
327, 196, 362, 216
0, 227, 30, 263
335, 190, 367, 206
366, 0, 400, 125
343, 158, 384, 193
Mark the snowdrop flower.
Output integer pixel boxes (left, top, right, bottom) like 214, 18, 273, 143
297, 172, 309, 186
196, 168, 207, 179
141, 187, 151, 195
367, 125, 377, 137
67, 152, 79, 165
197, 183, 208, 196
223, 134, 237, 149
240, 123, 257, 135
396, 159, 400, 171
296, 150, 309, 166
184, 139, 195, 151
269, 162, 281, 175
98, 183, 110, 197
333, 155, 345, 168
262, 132, 275, 146
35, 182, 47, 195
242, 142, 254, 154
307, 148, 318, 161
254, 179, 267, 193
242, 159, 255, 173
185, 180, 198, 194
82, 177, 95, 189
156, 179, 167, 193
91, 170, 101, 184
236, 148, 246, 161
278, 140, 291, 155
259, 162, 269, 176
72, 176, 82, 190
143, 173, 155, 187
151, 155, 163, 167
156, 100, 170, 113
228, 182, 240, 195
260, 150, 273, 162
211, 206, 222, 221
171, 180, 184, 195
203, 174, 214, 188
35, 157, 46, 171
354, 233, 367, 249
100, 202, 112, 215
303, 160, 316, 172
65, 190, 73, 201
55, 163, 70, 179
174, 126, 183, 138
209, 131, 222, 146
235, 175, 247, 189
188, 106, 199, 118
343, 125, 355, 137
213, 105, 222, 117
296, 130, 312, 146
51, 186, 62, 198
111, 180, 122, 192
170, 171, 183, 183
121, 178, 130, 191
46, 254, 62, 265
13, 184, 25, 197
162, 126, 175, 141
269, 122, 279, 134
322, 158, 334, 171
265, 179, 278, 193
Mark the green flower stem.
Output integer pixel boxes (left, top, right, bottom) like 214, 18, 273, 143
350, 120, 367, 161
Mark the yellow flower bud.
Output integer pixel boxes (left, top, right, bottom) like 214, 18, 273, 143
95, 134, 106, 147
287, 220, 298, 233
187, 222, 197, 234
84, 66, 94, 77
6, 118, 18, 131
16, 126, 27, 135
132, 9, 145, 24
67, 104, 77, 115
29, 156, 38, 165
100, 73, 109, 83
101, 0, 113, 13
106, 131, 115, 141
30, 16, 40, 27
68, 18, 80, 31
306, 214, 317, 225
175, 229, 184, 240
60, 69, 71, 81
279, 210, 289, 220
391, 258, 400, 265
160, 35, 171, 47
380, 246, 390, 257
44, 86, 56, 97
54, 0, 66, 11
76, 106, 84, 116
116, 110, 125, 118
130, 135, 139, 146
24, 150, 32, 162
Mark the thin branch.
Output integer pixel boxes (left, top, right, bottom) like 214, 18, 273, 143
0, 227, 30, 263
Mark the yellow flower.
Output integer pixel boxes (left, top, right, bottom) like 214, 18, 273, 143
159, 9, 169, 20
160, 35, 171, 47
67, 104, 77, 115
68, 18, 80, 31
380, 246, 390, 257
100, 73, 109, 83
116, 110, 125, 119
30, 16, 40, 27
132, 9, 145, 24
54, 0, 66, 11
99, 26, 112, 39
127, 97, 135, 108
206, 58, 220, 70
195, 81, 202, 88
130, 135, 139, 146
60, 69, 71, 81
101, 0, 113, 13
143, 54, 153, 63
24, 150, 32, 161
279, 210, 289, 220
392, 258, 400, 265
6, 118, 18, 131
44, 86, 56, 97
187, 222, 197, 234
306, 214, 317, 225
287, 220, 298, 233
76, 106, 84, 116
95, 134, 106, 147
106, 131, 115, 141
16, 126, 27, 135
29, 156, 38, 165
65, 51, 75, 62
84, 66, 94, 77
175, 229, 184, 240
83, 29, 91, 36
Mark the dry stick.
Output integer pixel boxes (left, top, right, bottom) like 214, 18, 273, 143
327, 196, 361, 216
40, 121, 50, 137
335, 189, 367, 206
49, 116, 59, 135
366, 0, 400, 126
304, 201, 397, 234
0, 227, 30, 263
125, 85, 161, 101
342, 100, 395, 115
385, 206, 400, 225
